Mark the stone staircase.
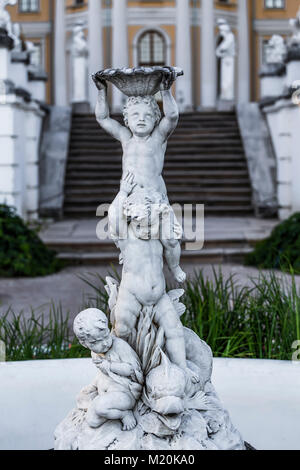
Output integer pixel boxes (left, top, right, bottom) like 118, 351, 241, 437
63, 111, 253, 218
51, 111, 259, 265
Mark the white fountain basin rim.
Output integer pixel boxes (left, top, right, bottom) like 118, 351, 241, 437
0, 357, 299, 451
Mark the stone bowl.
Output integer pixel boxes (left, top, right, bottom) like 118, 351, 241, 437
94, 66, 183, 97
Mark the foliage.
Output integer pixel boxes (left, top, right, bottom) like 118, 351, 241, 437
1, 268, 299, 362
182, 268, 300, 360
0, 205, 62, 277
246, 213, 300, 273
0, 305, 89, 362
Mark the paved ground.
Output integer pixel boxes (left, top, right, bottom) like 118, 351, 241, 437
1, 261, 300, 324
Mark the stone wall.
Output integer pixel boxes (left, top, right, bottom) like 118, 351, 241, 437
0, 27, 48, 220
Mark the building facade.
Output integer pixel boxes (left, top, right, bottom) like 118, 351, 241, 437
6, 0, 299, 109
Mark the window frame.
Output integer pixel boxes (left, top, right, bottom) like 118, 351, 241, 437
18, 0, 40, 14
264, 0, 285, 10
138, 30, 166, 67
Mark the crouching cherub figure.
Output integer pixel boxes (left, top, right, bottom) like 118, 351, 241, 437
74, 308, 144, 431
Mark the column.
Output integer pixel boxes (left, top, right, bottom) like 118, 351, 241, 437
54, 0, 67, 106
88, 0, 103, 109
237, 0, 250, 103
176, 0, 192, 111
112, 0, 128, 112
200, 0, 216, 108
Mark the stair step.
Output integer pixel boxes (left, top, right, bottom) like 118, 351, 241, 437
65, 170, 250, 179
66, 163, 248, 172
64, 111, 253, 217
63, 206, 254, 217
67, 154, 246, 163
52, 247, 252, 265
65, 179, 252, 190
65, 187, 252, 196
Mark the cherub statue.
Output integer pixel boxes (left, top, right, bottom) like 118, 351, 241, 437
105, 174, 199, 385
289, 7, 300, 46
74, 308, 144, 431
92, 71, 186, 285
0, 0, 16, 36
265, 35, 287, 64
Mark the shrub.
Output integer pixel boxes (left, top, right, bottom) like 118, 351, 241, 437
0, 204, 62, 277
245, 212, 300, 273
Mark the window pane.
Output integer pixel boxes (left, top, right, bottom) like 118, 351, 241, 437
153, 33, 164, 63
140, 34, 151, 63
30, 42, 42, 66
265, 0, 285, 9
138, 31, 165, 66
19, 0, 39, 12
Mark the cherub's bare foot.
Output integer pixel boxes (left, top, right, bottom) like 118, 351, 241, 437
172, 266, 186, 284
121, 411, 137, 431
186, 368, 200, 385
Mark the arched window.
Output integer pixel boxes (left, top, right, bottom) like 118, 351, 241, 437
138, 30, 166, 67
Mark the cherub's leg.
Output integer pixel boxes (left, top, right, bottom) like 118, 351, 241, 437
108, 193, 128, 241
154, 294, 199, 384
154, 294, 186, 368
161, 208, 186, 283
161, 238, 186, 283
86, 392, 136, 431
113, 286, 141, 343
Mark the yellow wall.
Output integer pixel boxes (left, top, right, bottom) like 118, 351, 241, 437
255, 0, 299, 19
5, 0, 299, 105
8, 0, 51, 22
129, 1, 175, 7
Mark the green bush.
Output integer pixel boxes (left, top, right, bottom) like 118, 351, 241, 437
246, 212, 300, 273
0, 204, 62, 277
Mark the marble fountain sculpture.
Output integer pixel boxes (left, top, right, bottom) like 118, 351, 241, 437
54, 67, 246, 451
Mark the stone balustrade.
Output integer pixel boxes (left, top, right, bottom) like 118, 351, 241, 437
0, 26, 48, 221
259, 32, 300, 220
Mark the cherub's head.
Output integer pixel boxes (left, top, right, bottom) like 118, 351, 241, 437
73, 308, 112, 354
123, 189, 165, 239
123, 96, 161, 137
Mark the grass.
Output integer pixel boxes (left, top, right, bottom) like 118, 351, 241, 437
182, 269, 300, 360
0, 268, 299, 362
0, 305, 89, 362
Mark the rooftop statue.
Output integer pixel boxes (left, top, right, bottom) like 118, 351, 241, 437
54, 67, 246, 451
265, 35, 287, 64
216, 18, 236, 59
216, 19, 236, 102
289, 7, 300, 46
11, 22, 21, 52
0, 0, 16, 36
71, 21, 88, 58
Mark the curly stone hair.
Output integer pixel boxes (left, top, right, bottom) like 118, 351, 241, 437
123, 96, 162, 128
74, 308, 108, 342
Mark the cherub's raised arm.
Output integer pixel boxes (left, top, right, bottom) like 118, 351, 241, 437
92, 75, 131, 143
157, 72, 179, 142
